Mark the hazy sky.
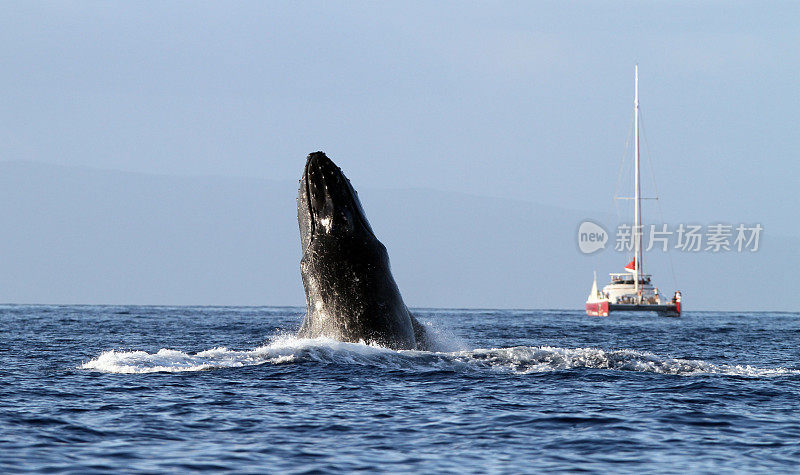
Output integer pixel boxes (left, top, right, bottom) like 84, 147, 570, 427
1, 3, 798, 231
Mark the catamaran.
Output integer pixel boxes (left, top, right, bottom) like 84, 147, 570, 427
585, 66, 682, 317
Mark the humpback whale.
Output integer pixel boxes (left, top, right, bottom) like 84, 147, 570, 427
297, 152, 429, 350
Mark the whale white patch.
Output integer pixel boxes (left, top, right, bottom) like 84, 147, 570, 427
320, 217, 331, 232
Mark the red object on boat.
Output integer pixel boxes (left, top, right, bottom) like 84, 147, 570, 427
586, 300, 610, 317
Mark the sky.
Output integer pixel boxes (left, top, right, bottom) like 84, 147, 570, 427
0, 2, 798, 308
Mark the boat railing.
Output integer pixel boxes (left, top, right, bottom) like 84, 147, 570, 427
608, 273, 652, 285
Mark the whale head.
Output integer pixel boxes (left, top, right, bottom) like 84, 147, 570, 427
297, 151, 376, 253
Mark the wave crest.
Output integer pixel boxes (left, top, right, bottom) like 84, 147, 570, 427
81, 337, 797, 378
451, 346, 796, 377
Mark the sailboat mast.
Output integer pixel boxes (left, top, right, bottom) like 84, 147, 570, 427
634, 65, 642, 298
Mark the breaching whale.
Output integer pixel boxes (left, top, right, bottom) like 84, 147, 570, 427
296, 152, 429, 350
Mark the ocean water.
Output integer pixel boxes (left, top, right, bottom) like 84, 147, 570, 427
1, 305, 799, 473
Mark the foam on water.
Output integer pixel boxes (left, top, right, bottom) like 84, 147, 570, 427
451, 346, 798, 377
81, 337, 797, 377
80, 336, 390, 373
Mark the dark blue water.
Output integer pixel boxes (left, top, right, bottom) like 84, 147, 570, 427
2, 306, 799, 472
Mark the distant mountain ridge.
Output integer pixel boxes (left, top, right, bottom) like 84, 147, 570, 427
0, 161, 796, 311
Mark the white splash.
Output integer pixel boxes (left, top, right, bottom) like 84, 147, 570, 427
449, 346, 799, 378
80, 336, 394, 374
81, 337, 798, 378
